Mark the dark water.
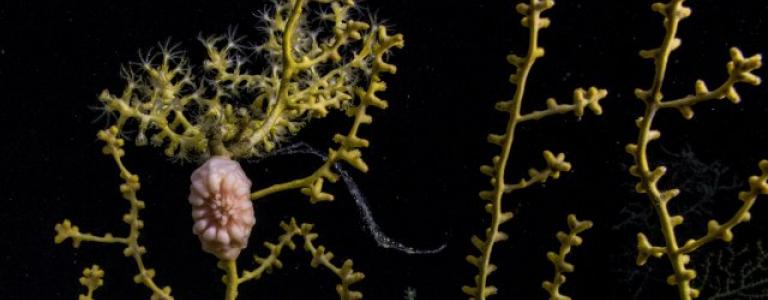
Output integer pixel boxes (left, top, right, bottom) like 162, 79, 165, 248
2, 0, 768, 299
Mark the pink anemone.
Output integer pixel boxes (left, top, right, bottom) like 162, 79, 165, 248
189, 156, 255, 260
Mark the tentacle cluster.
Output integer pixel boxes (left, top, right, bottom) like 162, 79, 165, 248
97, 0, 403, 161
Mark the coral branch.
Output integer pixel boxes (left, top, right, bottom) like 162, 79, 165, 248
542, 214, 593, 300
233, 218, 364, 300
518, 87, 607, 122
250, 24, 404, 203
54, 220, 128, 247
97, 0, 402, 161
627, 1, 765, 299
659, 48, 762, 119
298, 223, 365, 300
98, 46, 207, 159
464, 1, 606, 299
77, 265, 104, 300
238, 219, 302, 284
463, 2, 555, 298
678, 161, 768, 254
54, 127, 173, 300
478, 150, 571, 199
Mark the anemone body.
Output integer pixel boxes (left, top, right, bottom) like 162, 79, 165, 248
189, 156, 255, 260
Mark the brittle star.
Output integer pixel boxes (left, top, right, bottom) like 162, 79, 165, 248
256, 142, 447, 255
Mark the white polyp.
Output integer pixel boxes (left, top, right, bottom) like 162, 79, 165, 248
189, 156, 255, 260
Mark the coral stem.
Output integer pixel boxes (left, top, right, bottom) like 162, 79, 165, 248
474, 10, 538, 300
224, 260, 239, 300
630, 1, 764, 299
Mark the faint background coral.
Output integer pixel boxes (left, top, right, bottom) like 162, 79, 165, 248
1, 0, 768, 299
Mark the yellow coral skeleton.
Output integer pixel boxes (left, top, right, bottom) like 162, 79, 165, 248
49, 0, 768, 299
462, 1, 606, 299
626, 1, 767, 299
54, 0, 403, 299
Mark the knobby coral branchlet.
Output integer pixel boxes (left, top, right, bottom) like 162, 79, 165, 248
542, 215, 593, 300
463, 1, 607, 299
55, 0, 402, 299
627, 1, 765, 299
247, 3, 405, 204
55, 126, 174, 300
77, 265, 105, 300
219, 218, 365, 300
97, 0, 402, 162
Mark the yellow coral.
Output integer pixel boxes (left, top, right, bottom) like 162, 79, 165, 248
627, 1, 765, 299
463, 1, 607, 299
77, 265, 104, 300
55, 0, 402, 299
97, 0, 402, 162
542, 215, 593, 300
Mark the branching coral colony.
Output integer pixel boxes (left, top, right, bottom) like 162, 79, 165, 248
54, 0, 403, 299
462, 1, 605, 300
628, 1, 767, 300
50, 0, 768, 299
463, 1, 768, 300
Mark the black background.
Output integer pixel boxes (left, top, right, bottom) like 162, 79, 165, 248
2, 0, 768, 299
